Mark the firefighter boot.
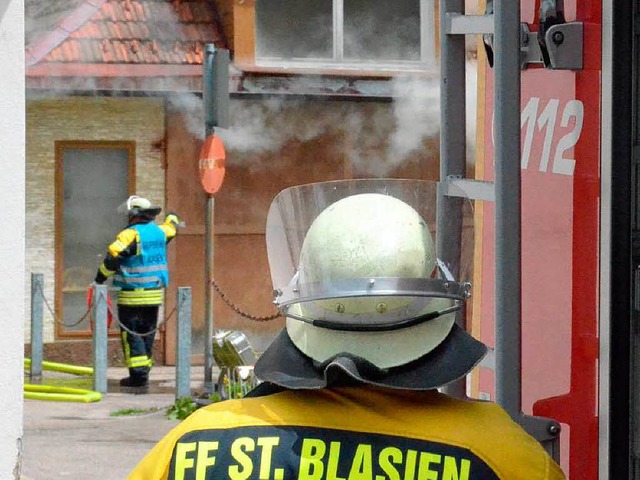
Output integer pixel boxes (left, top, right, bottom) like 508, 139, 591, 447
119, 374, 149, 393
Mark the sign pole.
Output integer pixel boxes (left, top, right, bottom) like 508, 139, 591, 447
202, 44, 229, 392
204, 194, 215, 392
200, 135, 226, 392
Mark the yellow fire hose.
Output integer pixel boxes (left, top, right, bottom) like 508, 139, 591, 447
24, 358, 103, 403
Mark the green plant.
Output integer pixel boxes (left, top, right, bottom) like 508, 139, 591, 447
166, 397, 199, 420
110, 406, 160, 417
218, 372, 254, 400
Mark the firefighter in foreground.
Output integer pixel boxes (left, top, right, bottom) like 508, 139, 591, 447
94, 195, 180, 391
128, 180, 565, 479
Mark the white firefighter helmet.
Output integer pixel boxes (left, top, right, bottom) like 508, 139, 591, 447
117, 195, 161, 217
258, 179, 485, 391
283, 192, 457, 369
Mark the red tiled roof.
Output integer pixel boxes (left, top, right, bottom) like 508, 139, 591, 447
26, 0, 226, 69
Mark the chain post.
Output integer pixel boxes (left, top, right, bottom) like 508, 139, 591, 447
176, 287, 192, 400
30, 273, 44, 382
92, 284, 109, 394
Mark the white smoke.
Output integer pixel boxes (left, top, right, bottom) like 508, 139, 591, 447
166, 60, 478, 177
28, 66, 477, 179
167, 93, 205, 139
388, 59, 478, 169
388, 75, 440, 159
217, 98, 289, 152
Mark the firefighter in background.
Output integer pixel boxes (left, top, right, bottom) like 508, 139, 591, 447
128, 180, 565, 479
94, 195, 180, 391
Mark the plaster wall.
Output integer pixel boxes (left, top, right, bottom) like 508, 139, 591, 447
0, 0, 26, 476
25, 96, 165, 343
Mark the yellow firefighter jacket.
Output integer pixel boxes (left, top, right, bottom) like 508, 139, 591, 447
128, 386, 565, 480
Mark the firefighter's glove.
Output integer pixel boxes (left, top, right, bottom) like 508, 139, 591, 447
165, 212, 182, 227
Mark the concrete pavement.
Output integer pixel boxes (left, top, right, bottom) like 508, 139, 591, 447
20, 365, 211, 480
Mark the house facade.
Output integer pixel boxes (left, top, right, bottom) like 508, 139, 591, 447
25, 0, 475, 365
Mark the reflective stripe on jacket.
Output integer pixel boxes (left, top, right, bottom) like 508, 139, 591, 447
118, 288, 164, 306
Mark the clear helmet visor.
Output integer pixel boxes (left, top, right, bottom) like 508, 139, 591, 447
266, 179, 474, 335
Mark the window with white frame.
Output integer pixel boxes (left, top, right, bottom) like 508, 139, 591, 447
255, 0, 435, 70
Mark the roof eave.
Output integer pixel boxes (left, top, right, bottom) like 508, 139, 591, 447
26, 63, 399, 99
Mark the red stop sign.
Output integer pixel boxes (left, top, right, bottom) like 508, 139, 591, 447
199, 134, 226, 195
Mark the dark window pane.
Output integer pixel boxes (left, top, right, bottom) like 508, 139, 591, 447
344, 0, 420, 61
62, 147, 128, 333
256, 0, 333, 60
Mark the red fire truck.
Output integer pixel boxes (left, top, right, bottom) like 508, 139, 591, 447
453, 0, 632, 478
198, 1, 629, 477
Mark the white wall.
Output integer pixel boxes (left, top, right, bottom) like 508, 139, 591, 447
0, 0, 25, 477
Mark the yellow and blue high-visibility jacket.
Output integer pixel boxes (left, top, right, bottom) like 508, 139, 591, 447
114, 223, 169, 290
96, 215, 178, 306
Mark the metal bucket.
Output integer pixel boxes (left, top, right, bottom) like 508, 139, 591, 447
212, 330, 258, 368
212, 330, 260, 399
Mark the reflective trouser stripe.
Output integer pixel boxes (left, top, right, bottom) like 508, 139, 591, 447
122, 331, 130, 359
128, 355, 153, 368
121, 333, 153, 369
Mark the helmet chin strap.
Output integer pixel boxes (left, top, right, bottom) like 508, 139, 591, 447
315, 353, 391, 380
307, 302, 462, 332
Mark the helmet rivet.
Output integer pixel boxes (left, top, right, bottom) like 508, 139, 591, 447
552, 31, 564, 45
335, 303, 345, 313
376, 302, 387, 313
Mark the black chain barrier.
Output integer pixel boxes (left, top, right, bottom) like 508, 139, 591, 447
36, 278, 277, 336
106, 296, 180, 339
211, 279, 281, 322
35, 281, 179, 337
36, 280, 90, 328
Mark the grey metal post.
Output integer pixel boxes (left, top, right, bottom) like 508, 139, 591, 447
493, 0, 522, 419
30, 273, 44, 382
204, 196, 215, 392
92, 284, 109, 394
204, 44, 216, 136
203, 45, 215, 392
438, 0, 467, 399
202, 43, 228, 392
176, 287, 192, 400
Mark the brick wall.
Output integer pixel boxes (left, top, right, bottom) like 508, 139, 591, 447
25, 96, 166, 343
